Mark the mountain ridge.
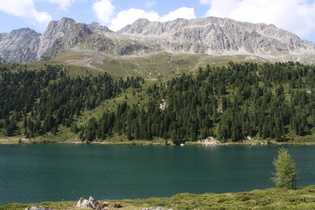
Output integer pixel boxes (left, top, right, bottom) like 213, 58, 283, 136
0, 16, 315, 66
118, 17, 314, 55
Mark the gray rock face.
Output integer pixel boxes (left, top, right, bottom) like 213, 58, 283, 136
0, 28, 40, 63
87, 22, 111, 33
0, 18, 114, 63
141, 207, 173, 210
0, 57, 6, 63
25, 206, 54, 210
76, 196, 109, 209
118, 17, 315, 56
0, 17, 315, 64
38, 17, 94, 60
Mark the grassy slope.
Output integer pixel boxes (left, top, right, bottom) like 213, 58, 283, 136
2, 186, 315, 209
52, 51, 267, 78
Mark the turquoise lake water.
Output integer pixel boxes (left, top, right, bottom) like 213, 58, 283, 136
0, 144, 314, 205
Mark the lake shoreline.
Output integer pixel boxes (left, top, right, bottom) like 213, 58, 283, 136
1, 137, 315, 146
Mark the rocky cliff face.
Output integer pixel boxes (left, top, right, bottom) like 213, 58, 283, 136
0, 17, 314, 64
38, 17, 106, 60
118, 17, 315, 56
0, 28, 40, 63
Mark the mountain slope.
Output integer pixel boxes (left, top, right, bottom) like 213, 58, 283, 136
118, 17, 314, 56
0, 17, 315, 70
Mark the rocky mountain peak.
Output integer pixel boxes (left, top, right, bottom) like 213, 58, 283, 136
119, 18, 191, 36
88, 22, 111, 33
118, 17, 315, 57
118, 18, 150, 34
0, 28, 40, 63
130, 18, 150, 27
10, 28, 40, 36
38, 17, 95, 60
0, 16, 315, 65
45, 17, 76, 33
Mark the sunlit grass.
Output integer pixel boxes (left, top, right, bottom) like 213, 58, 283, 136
2, 186, 315, 210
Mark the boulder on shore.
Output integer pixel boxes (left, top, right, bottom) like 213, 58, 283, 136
25, 206, 54, 210
76, 196, 109, 209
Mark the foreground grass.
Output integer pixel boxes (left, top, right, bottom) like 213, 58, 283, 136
2, 186, 315, 209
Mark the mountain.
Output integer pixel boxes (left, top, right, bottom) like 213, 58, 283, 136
0, 17, 315, 69
119, 17, 314, 56
0, 28, 41, 63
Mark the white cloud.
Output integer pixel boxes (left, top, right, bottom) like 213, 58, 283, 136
201, 0, 315, 39
31, 8, 52, 25
0, 0, 78, 27
109, 7, 196, 31
46, 0, 76, 10
92, 0, 115, 25
92, 1, 196, 31
109, 9, 160, 31
160, 7, 196, 22
0, 0, 52, 25
145, 0, 156, 8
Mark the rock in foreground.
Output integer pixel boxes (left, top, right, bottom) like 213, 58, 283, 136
76, 196, 110, 209
25, 206, 54, 210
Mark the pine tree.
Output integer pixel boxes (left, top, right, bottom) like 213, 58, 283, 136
271, 147, 298, 189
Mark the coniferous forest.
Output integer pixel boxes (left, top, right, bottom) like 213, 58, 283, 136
1, 61, 315, 144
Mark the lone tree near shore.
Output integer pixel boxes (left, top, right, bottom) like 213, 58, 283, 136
271, 147, 298, 189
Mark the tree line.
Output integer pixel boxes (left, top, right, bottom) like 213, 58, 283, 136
0, 64, 143, 137
1, 61, 315, 144
81, 61, 315, 143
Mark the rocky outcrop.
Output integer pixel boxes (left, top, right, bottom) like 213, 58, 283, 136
199, 137, 224, 146
159, 99, 167, 110
0, 17, 315, 64
115, 44, 150, 55
38, 17, 93, 60
0, 57, 6, 63
87, 22, 111, 33
118, 17, 315, 57
25, 206, 54, 210
0, 28, 40, 63
0, 18, 114, 62
76, 196, 109, 209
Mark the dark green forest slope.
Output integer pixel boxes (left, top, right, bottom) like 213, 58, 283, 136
1, 61, 315, 144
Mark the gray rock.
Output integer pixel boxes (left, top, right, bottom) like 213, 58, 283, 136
0, 28, 40, 63
0, 56, 6, 63
118, 17, 315, 57
76, 197, 85, 207
76, 196, 108, 209
25, 206, 54, 210
141, 207, 172, 210
87, 22, 111, 33
0, 16, 315, 64
38, 17, 93, 60
159, 99, 167, 110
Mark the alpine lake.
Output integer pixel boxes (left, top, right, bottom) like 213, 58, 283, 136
0, 144, 315, 206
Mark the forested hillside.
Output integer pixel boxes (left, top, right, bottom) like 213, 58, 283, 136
0, 63, 143, 139
1, 62, 315, 144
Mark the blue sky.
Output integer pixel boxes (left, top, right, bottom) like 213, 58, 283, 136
1, 0, 315, 42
